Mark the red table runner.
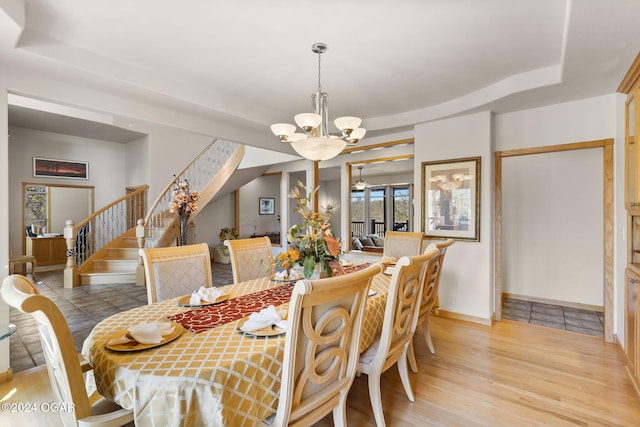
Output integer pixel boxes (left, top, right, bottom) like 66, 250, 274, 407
168, 283, 295, 333
168, 262, 374, 334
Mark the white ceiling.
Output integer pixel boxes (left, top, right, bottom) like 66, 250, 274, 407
2, 0, 639, 148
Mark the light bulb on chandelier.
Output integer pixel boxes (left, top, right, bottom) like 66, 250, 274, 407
270, 43, 366, 161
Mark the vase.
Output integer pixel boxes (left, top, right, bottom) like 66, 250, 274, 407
178, 214, 189, 246
295, 262, 327, 280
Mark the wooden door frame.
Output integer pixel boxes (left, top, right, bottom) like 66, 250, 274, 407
494, 139, 614, 343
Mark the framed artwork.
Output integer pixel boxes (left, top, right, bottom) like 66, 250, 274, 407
33, 157, 89, 180
259, 197, 275, 215
422, 156, 480, 241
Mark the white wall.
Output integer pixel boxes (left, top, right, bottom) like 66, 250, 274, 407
125, 135, 149, 188
49, 186, 92, 234
502, 148, 603, 306
494, 94, 624, 341
196, 192, 236, 249
414, 111, 494, 321
8, 126, 128, 254
238, 174, 281, 238
1, 89, 10, 374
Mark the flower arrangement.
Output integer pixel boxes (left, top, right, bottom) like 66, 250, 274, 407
219, 227, 239, 242
278, 181, 341, 279
169, 178, 199, 216
169, 178, 199, 246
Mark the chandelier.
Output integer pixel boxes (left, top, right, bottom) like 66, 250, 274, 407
354, 166, 367, 190
270, 43, 366, 161
430, 173, 473, 190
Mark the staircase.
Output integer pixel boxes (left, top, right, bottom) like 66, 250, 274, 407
64, 139, 244, 287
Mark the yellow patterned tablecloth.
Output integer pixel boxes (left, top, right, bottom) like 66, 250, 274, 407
82, 269, 390, 427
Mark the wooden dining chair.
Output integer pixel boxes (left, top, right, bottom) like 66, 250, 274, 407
8, 244, 37, 276
382, 231, 424, 260
408, 238, 455, 372
1, 274, 134, 427
268, 262, 384, 427
224, 236, 273, 283
356, 248, 439, 427
139, 242, 213, 304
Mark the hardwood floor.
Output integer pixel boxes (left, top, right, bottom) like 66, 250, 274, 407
2, 316, 639, 426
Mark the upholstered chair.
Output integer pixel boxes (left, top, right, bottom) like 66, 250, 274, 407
224, 236, 273, 283
267, 263, 383, 426
356, 248, 438, 427
408, 239, 454, 373
1, 274, 134, 427
382, 231, 424, 260
139, 242, 213, 304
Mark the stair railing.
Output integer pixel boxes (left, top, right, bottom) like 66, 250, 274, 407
143, 139, 241, 248
62, 185, 148, 288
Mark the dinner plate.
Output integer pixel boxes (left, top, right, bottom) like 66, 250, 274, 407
383, 267, 395, 276
105, 322, 184, 352
237, 317, 286, 337
177, 293, 229, 307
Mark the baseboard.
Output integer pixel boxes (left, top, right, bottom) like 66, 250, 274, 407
0, 367, 13, 384
502, 292, 603, 313
435, 309, 492, 326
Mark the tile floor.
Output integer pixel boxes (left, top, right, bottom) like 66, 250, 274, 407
502, 297, 604, 337
7, 262, 234, 373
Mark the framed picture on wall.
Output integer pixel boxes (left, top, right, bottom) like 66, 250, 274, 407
421, 156, 480, 241
33, 157, 89, 180
259, 197, 275, 215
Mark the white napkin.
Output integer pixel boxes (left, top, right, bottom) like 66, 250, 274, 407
383, 267, 396, 276
108, 321, 174, 345
380, 256, 398, 264
339, 259, 353, 267
189, 286, 225, 305
274, 269, 302, 281
240, 305, 287, 332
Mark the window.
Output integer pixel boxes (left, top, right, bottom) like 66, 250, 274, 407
350, 190, 365, 236
25, 184, 48, 232
369, 188, 386, 236
392, 187, 410, 231
351, 185, 412, 238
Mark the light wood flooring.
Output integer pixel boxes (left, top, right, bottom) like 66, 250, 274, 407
2, 315, 639, 426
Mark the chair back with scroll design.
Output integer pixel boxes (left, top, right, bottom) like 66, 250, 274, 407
382, 231, 424, 260
1, 274, 133, 427
270, 263, 384, 427
139, 242, 213, 304
356, 248, 439, 427
224, 236, 273, 283
408, 238, 455, 372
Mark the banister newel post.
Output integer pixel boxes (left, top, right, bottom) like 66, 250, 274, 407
136, 219, 146, 287
63, 219, 79, 288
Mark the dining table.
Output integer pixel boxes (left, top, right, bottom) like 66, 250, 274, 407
81, 255, 392, 427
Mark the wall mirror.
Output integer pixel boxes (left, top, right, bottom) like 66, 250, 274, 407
346, 154, 414, 249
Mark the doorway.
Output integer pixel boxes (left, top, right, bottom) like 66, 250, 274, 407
494, 139, 614, 342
